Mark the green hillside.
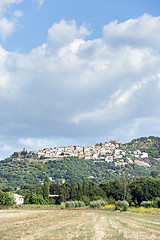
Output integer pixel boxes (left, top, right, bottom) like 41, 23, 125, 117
122, 136, 160, 158
0, 136, 160, 188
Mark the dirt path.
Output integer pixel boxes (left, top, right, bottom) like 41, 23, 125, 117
93, 215, 106, 240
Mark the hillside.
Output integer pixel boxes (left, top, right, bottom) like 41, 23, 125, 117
0, 136, 160, 188
122, 136, 160, 158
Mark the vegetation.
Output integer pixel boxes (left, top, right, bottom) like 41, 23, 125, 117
115, 200, 129, 211
89, 200, 106, 208
0, 156, 159, 188
43, 176, 49, 200
0, 136, 160, 188
0, 190, 15, 206
64, 200, 85, 209
0, 174, 160, 208
140, 201, 152, 208
0, 209, 160, 240
24, 193, 49, 205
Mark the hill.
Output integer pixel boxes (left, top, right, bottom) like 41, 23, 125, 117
0, 136, 160, 188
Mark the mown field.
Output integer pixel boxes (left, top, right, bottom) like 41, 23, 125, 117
0, 209, 160, 240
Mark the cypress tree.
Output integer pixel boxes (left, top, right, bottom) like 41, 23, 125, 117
82, 179, 87, 196
77, 183, 83, 200
43, 176, 49, 200
70, 182, 77, 200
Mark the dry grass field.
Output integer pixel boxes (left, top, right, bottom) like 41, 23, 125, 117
0, 209, 160, 240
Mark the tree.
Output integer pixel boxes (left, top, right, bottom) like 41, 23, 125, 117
108, 178, 131, 201
59, 183, 71, 203
82, 179, 87, 196
151, 171, 159, 178
70, 182, 77, 200
88, 182, 105, 201
77, 183, 83, 200
130, 177, 160, 205
43, 176, 49, 200
0, 190, 15, 206
24, 193, 49, 204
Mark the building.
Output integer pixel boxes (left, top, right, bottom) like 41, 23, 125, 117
49, 195, 59, 204
140, 152, 149, 158
13, 194, 24, 205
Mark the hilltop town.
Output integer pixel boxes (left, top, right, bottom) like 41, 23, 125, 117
13, 139, 150, 167
2, 136, 160, 188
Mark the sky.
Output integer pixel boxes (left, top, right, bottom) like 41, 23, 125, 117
0, 0, 160, 159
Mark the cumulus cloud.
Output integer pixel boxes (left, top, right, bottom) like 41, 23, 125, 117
1, 15, 160, 158
103, 14, 160, 49
47, 20, 91, 52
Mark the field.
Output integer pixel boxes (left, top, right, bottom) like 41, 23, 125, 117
0, 209, 160, 240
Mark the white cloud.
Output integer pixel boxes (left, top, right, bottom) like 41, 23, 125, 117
0, 17, 15, 39
14, 10, 23, 18
0, 0, 24, 40
0, 0, 43, 41
0, 0, 24, 15
47, 20, 91, 52
103, 14, 160, 49
18, 138, 55, 150
0, 15, 160, 158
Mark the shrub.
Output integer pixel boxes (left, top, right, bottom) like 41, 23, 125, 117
74, 201, 79, 208
152, 197, 160, 208
115, 200, 129, 211
97, 200, 107, 206
82, 196, 90, 206
140, 201, 152, 208
78, 201, 85, 207
60, 202, 65, 209
65, 201, 75, 209
108, 196, 116, 204
65, 201, 85, 209
90, 201, 99, 208
89, 200, 107, 209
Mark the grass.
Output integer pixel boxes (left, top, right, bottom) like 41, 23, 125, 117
0, 208, 160, 240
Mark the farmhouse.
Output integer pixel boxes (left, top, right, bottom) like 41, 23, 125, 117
13, 193, 24, 205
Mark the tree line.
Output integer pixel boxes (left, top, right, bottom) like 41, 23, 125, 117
49, 176, 160, 206
0, 176, 160, 206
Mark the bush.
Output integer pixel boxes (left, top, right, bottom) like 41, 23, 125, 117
65, 201, 85, 209
74, 201, 85, 208
65, 201, 75, 209
90, 201, 99, 208
89, 200, 107, 209
74, 201, 79, 208
82, 196, 90, 206
108, 196, 116, 204
97, 200, 107, 206
78, 201, 85, 207
60, 202, 65, 209
140, 201, 152, 208
115, 200, 129, 211
152, 197, 160, 208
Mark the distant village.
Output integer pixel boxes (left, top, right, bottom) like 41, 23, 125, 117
24, 139, 150, 167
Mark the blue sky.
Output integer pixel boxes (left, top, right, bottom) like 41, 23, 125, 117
0, 0, 160, 158
2, 0, 160, 52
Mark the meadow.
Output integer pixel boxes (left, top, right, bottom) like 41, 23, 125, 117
0, 208, 160, 240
